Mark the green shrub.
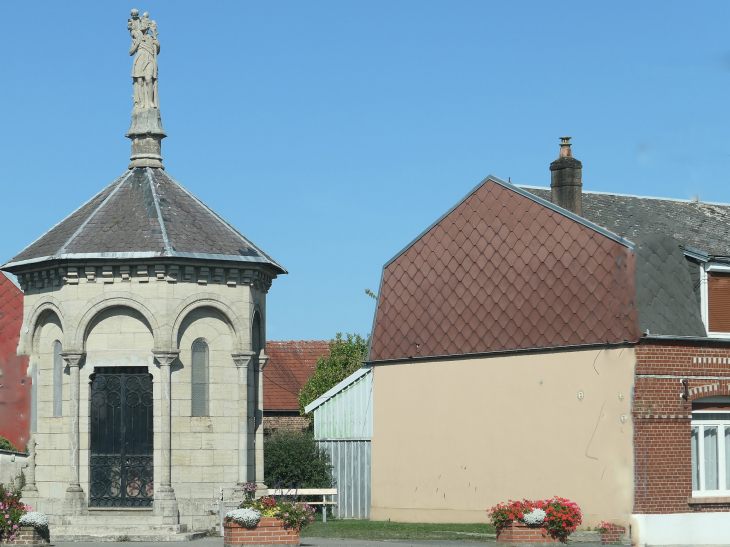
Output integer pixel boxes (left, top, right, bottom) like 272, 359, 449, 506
0, 436, 19, 453
264, 431, 333, 489
298, 333, 369, 420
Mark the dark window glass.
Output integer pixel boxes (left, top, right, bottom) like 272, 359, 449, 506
191, 339, 209, 416
53, 341, 63, 417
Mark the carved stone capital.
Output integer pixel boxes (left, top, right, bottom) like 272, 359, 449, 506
60, 351, 85, 368
258, 351, 270, 371
232, 351, 255, 369
152, 350, 180, 366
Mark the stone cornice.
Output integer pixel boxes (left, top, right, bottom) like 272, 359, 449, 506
12, 262, 274, 294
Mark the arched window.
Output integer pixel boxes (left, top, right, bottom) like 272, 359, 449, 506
53, 341, 63, 417
191, 339, 209, 417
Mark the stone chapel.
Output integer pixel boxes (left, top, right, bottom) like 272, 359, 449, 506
0, 10, 286, 537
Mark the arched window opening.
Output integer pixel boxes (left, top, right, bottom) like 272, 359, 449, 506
252, 313, 262, 354
191, 339, 209, 417
53, 341, 63, 417
691, 396, 730, 494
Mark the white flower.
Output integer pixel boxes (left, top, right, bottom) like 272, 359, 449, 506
523, 508, 546, 525
19, 512, 49, 532
225, 508, 261, 528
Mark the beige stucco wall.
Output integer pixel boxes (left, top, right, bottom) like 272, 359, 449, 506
371, 347, 635, 528
19, 262, 270, 530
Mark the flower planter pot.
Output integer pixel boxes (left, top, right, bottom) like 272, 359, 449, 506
496, 521, 566, 544
600, 524, 626, 545
1, 526, 50, 546
224, 518, 299, 546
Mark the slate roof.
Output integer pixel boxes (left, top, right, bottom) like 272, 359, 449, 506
2, 168, 286, 273
369, 176, 639, 362
264, 340, 329, 411
634, 234, 706, 337
521, 186, 730, 258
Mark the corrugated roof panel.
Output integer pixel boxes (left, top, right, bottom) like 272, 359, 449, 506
313, 369, 372, 440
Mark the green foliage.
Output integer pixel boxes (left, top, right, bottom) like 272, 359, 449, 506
0, 436, 19, 453
264, 431, 333, 489
298, 333, 369, 417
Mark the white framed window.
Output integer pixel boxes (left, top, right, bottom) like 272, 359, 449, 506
700, 263, 730, 338
692, 399, 730, 496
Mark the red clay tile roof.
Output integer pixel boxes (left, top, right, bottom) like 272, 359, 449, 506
0, 272, 30, 449
369, 176, 640, 362
264, 341, 329, 411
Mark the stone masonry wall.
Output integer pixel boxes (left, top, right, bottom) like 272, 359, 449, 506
21, 261, 269, 530
634, 341, 730, 515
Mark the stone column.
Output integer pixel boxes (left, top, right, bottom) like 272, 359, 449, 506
255, 350, 269, 490
232, 352, 254, 485
21, 436, 38, 510
61, 350, 87, 516
152, 350, 180, 524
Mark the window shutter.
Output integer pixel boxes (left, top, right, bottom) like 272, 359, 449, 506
191, 339, 209, 416
709, 273, 730, 333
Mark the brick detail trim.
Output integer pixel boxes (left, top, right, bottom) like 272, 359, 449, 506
688, 382, 729, 401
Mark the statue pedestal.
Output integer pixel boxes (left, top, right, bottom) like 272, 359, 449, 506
127, 108, 166, 169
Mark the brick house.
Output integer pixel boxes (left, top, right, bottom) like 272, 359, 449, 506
0, 271, 30, 452
366, 138, 730, 545
264, 340, 328, 432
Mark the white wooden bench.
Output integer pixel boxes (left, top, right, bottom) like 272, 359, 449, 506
269, 488, 338, 522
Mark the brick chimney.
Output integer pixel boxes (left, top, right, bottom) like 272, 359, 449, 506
550, 137, 583, 215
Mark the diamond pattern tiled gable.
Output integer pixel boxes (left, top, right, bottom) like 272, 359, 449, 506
369, 178, 640, 361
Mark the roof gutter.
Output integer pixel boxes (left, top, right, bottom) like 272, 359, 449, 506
365, 340, 638, 366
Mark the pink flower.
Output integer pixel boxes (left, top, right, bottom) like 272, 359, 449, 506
9, 536, 15, 540
310, 516, 314, 521
13, 525, 18, 530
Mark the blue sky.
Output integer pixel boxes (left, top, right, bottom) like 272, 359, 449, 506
2, 1, 730, 341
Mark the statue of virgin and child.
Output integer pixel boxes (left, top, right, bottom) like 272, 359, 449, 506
128, 9, 160, 110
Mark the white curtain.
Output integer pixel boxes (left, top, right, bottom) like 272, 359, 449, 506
705, 426, 719, 491
691, 427, 699, 491
726, 427, 730, 490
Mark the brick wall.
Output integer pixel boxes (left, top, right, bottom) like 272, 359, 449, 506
634, 341, 730, 514
0, 526, 49, 545
495, 522, 562, 544
223, 518, 299, 546
263, 413, 309, 433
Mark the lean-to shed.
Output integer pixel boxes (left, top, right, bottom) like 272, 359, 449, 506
305, 367, 372, 519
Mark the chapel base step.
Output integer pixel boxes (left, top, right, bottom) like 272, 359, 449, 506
51, 524, 206, 542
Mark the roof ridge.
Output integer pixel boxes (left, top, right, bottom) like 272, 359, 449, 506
145, 167, 172, 256
56, 171, 134, 258
518, 184, 730, 208
162, 171, 287, 273
3, 172, 130, 267
268, 340, 330, 344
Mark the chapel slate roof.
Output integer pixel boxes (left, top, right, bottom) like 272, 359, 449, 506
522, 187, 730, 257
264, 340, 329, 411
1, 168, 286, 273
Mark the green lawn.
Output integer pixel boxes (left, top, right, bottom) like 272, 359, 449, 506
300, 519, 496, 542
